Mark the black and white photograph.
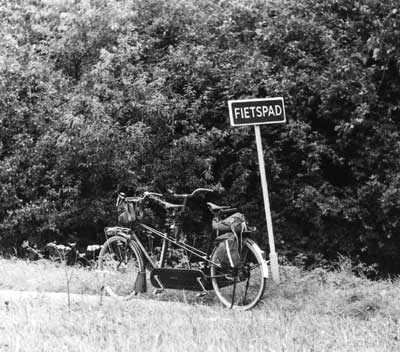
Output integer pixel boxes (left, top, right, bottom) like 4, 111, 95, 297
0, 0, 399, 351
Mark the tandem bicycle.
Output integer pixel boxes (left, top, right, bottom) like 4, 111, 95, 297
98, 188, 268, 310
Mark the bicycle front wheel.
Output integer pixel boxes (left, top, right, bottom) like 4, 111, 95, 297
98, 235, 145, 300
210, 239, 266, 310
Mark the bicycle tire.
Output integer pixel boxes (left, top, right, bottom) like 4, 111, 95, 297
98, 235, 145, 300
210, 239, 266, 310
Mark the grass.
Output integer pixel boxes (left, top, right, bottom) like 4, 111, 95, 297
0, 258, 399, 351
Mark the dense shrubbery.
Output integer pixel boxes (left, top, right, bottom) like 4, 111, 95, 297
1, 0, 399, 273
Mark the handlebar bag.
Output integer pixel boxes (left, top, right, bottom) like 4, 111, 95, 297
213, 233, 241, 268
118, 202, 142, 224
212, 212, 246, 235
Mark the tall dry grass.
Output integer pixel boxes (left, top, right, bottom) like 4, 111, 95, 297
0, 258, 399, 351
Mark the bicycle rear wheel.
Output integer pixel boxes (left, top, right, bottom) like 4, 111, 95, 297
210, 239, 266, 310
98, 235, 145, 300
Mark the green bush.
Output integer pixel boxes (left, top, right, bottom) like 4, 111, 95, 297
1, 0, 399, 273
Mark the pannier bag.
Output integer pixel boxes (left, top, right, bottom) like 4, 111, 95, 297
212, 212, 247, 235
213, 233, 241, 268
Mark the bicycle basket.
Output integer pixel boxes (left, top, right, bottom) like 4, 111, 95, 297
118, 200, 143, 224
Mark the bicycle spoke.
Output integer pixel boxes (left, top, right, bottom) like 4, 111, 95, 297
230, 277, 237, 309
211, 240, 266, 310
98, 235, 145, 299
242, 275, 251, 305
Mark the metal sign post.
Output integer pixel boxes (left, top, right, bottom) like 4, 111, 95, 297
228, 97, 286, 283
254, 124, 279, 282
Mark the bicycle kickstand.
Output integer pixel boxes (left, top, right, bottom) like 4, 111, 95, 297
153, 275, 165, 295
195, 277, 208, 298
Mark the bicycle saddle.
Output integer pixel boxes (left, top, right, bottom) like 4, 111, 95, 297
206, 202, 232, 211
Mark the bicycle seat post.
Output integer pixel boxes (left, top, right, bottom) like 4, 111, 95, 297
174, 197, 188, 242
167, 188, 214, 242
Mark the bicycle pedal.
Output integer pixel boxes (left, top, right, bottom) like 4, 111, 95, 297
153, 289, 164, 295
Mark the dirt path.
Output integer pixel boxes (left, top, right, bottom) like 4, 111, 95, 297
0, 289, 107, 305
0, 289, 192, 309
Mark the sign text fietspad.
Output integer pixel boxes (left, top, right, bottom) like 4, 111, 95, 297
228, 97, 286, 127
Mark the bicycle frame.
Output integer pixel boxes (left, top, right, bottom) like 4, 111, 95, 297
106, 222, 222, 271
110, 187, 267, 277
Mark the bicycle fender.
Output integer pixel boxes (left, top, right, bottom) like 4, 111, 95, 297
128, 241, 143, 260
245, 239, 269, 278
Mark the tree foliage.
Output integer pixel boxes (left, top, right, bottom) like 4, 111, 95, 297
1, 0, 400, 273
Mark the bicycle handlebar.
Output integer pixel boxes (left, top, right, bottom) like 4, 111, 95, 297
117, 188, 213, 207
116, 191, 163, 206
170, 188, 214, 199
143, 191, 163, 198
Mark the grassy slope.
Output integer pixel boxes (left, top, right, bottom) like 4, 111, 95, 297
0, 259, 399, 351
